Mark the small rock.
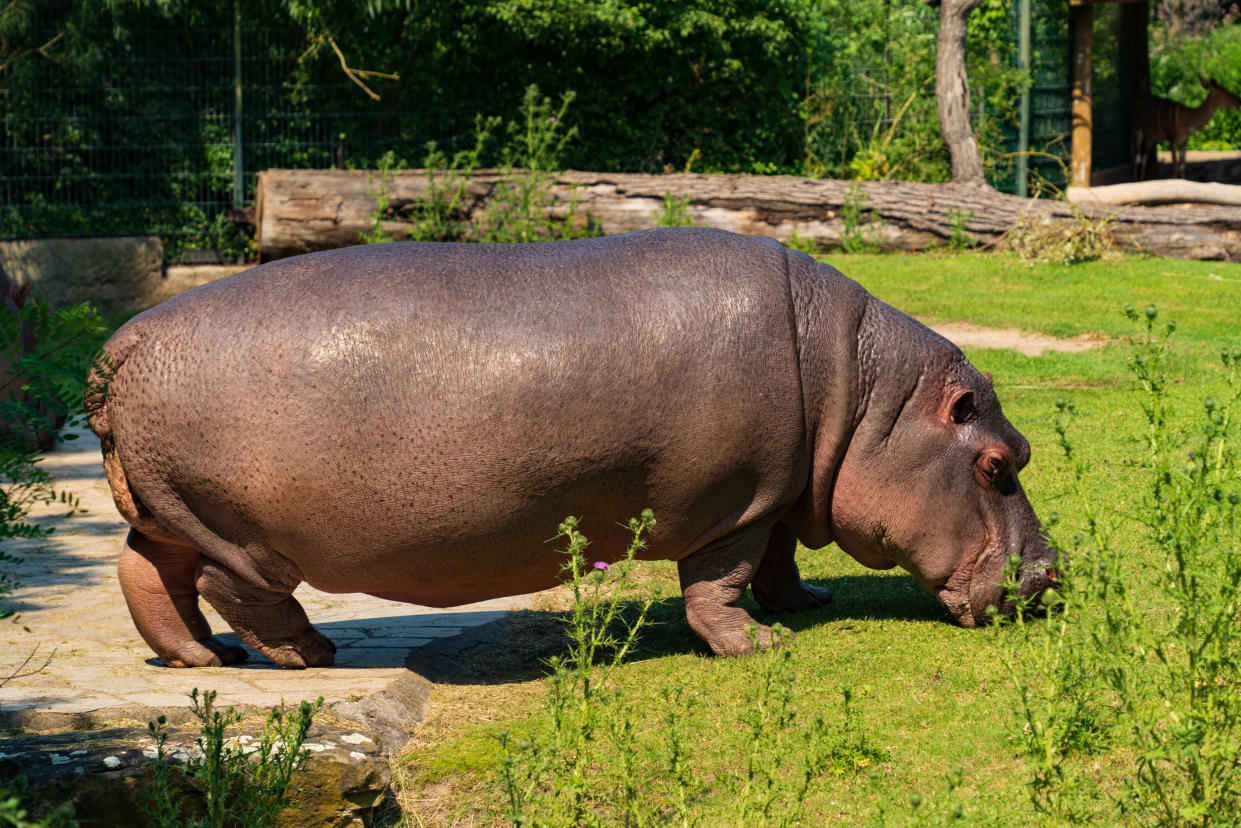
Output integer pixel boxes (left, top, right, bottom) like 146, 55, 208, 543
339, 733, 373, 745
102, 756, 123, 769
50, 754, 71, 765
350, 751, 366, 760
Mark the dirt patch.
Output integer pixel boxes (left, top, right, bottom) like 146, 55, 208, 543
929, 322, 1106, 357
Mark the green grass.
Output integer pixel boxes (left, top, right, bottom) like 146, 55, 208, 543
393, 251, 1241, 826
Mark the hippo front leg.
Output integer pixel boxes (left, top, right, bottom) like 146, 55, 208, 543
195, 559, 336, 669
678, 525, 783, 656
750, 522, 833, 614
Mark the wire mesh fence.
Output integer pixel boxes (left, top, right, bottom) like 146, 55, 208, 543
1, 2, 1077, 261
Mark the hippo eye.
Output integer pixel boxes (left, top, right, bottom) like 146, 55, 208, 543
977, 450, 1010, 486
950, 390, 978, 425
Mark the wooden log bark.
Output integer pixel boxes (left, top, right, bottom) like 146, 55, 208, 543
256, 168, 1241, 263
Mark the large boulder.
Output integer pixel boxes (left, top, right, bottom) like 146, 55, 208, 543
0, 237, 163, 309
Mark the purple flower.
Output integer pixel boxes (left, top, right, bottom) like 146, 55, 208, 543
592, 561, 610, 571
549, 116, 557, 123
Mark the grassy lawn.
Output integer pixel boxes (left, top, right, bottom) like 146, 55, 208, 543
387, 251, 1241, 826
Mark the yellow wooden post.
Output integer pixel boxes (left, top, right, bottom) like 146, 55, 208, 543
1071, 2, 1093, 187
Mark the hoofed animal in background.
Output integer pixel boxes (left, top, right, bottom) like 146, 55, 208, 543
1133, 77, 1241, 180
87, 229, 1057, 669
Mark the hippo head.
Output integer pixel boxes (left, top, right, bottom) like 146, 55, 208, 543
826, 310, 1056, 627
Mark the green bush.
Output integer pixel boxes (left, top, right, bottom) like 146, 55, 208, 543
145, 690, 322, 828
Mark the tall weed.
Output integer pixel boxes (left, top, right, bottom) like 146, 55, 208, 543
1006, 306, 1241, 825
496, 513, 883, 826
484, 87, 591, 244
145, 689, 322, 828
839, 185, 884, 254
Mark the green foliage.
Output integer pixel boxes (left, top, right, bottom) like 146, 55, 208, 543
408, 116, 497, 243
1005, 307, 1241, 824
495, 512, 880, 826
839, 185, 884, 254
362, 86, 596, 245
484, 87, 586, 244
0, 294, 108, 621
361, 150, 401, 245
655, 193, 696, 229
946, 208, 978, 252
783, 231, 819, 255
3, 0, 1050, 254
496, 511, 659, 825
145, 689, 322, 828
0, 777, 74, 828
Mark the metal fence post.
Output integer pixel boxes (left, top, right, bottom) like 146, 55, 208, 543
1017, 0, 1030, 197
232, 0, 244, 210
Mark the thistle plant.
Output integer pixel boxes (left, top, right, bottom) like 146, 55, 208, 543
1005, 305, 1241, 826
145, 689, 322, 828
496, 510, 657, 827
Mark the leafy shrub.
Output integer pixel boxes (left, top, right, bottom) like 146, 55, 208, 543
839, 185, 885, 253
0, 292, 108, 621
655, 193, 696, 228
145, 690, 322, 828
0, 777, 74, 828
363, 87, 597, 245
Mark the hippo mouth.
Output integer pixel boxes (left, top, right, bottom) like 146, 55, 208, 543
937, 543, 1057, 627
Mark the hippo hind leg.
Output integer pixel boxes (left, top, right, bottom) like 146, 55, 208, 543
195, 559, 336, 669
118, 529, 248, 668
678, 523, 788, 656
749, 522, 833, 614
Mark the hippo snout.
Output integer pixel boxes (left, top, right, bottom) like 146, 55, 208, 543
973, 546, 1058, 623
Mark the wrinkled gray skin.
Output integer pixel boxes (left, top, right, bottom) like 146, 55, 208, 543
88, 228, 1055, 668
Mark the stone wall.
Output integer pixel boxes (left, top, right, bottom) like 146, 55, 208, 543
0, 236, 164, 310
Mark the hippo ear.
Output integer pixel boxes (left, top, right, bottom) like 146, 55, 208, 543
942, 387, 977, 426
982, 371, 993, 386
13, 282, 30, 307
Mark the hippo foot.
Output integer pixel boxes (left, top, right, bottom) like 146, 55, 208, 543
236, 627, 337, 669
685, 600, 792, 656
160, 636, 250, 669
752, 580, 833, 614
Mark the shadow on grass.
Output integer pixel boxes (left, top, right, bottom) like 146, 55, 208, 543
414, 573, 950, 687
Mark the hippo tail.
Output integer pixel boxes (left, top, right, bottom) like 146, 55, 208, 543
86, 327, 165, 538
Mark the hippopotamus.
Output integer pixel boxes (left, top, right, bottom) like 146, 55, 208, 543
87, 228, 1055, 669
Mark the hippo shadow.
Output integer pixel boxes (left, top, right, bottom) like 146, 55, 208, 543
412, 573, 950, 686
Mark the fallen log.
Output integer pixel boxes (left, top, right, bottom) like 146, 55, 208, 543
1068, 180, 1241, 207
255, 168, 1241, 263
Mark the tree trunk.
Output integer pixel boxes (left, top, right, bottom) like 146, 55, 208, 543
255, 168, 1241, 263
936, 0, 988, 187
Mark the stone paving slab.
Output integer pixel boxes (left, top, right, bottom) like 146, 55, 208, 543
1, 431, 532, 736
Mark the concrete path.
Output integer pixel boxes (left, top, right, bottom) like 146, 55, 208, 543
0, 430, 531, 732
